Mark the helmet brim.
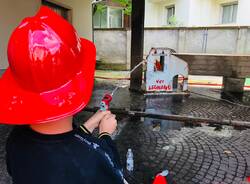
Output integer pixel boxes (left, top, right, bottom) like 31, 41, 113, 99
0, 38, 96, 125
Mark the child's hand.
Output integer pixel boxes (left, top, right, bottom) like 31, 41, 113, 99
99, 113, 117, 135
84, 111, 111, 133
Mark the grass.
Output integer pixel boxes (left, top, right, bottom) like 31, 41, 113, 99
245, 78, 250, 86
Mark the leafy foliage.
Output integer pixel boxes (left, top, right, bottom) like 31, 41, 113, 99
93, 0, 132, 16
167, 15, 183, 27
112, 0, 132, 15
93, 4, 106, 15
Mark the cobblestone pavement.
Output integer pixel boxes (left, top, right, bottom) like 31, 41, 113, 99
0, 119, 250, 184
116, 119, 250, 184
1, 82, 250, 184
90, 81, 250, 122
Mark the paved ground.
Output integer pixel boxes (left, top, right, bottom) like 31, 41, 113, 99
91, 81, 250, 183
1, 121, 249, 184
116, 118, 250, 184
0, 81, 250, 184
95, 70, 250, 90
90, 81, 250, 122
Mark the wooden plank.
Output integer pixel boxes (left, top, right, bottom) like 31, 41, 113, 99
174, 53, 250, 57
130, 0, 145, 91
0, 69, 5, 77
83, 107, 250, 128
144, 26, 250, 30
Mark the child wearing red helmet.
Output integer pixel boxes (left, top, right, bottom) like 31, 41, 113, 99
1, 7, 124, 184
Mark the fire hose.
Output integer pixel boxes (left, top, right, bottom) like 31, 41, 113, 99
84, 107, 250, 128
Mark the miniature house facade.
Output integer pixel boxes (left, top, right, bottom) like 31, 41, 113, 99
145, 48, 188, 92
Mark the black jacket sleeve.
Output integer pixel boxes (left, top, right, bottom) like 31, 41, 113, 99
99, 135, 122, 170
78, 125, 122, 170
5, 136, 12, 176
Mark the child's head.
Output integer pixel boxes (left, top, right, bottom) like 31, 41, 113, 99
0, 6, 96, 125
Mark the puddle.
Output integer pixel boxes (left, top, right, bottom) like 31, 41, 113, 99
169, 136, 184, 145
141, 115, 241, 137
143, 117, 184, 132
193, 125, 234, 138
143, 95, 185, 133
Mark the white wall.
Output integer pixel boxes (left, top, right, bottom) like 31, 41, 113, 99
94, 27, 250, 67
174, 0, 190, 26
237, 0, 250, 25
188, 0, 216, 26
146, 0, 191, 27
94, 30, 128, 64
146, 0, 250, 27
213, 0, 250, 26
158, 0, 177, 26
145, 0, 161, 27
0, 0, 92, 70
214, 0, 238, 25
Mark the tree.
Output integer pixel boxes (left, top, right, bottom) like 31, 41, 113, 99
112, 0, 132, 15
167, 15, 183, 27
93, 0, 132, 16
92, 3, 106, 15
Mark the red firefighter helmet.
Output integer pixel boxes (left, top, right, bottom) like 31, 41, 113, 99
0, 6, 96, 124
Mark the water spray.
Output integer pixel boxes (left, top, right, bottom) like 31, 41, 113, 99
99, 60, 146, 111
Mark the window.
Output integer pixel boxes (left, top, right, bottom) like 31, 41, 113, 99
109, 8, 123, 28
93, 6, 123, 28
221, 3, 238, 24
42, 0, 72, 22
166, 6, 175, 25
93, 7, 108, 28
154, 56, 165, 72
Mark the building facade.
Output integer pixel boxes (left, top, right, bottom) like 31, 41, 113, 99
145, 0, 250, 27
93, 0, 131, 29
93, 3, 124, 28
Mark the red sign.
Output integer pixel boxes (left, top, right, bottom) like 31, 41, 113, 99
148, 85, 171, 91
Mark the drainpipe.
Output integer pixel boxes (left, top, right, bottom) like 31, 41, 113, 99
201, 28, 208, 53
91, 0, 106, 41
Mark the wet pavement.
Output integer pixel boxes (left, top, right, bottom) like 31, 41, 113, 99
90, 81, 250, 122
89, 81, 250, 183
116, 118, 250, 184
0, 80, 250, 184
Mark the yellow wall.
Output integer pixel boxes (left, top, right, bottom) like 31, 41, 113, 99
0, 0, 41, 69
49, 0, 92, 40
0, 0, 92, 69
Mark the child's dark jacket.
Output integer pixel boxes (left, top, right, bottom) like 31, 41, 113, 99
6, 125, 124, 184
